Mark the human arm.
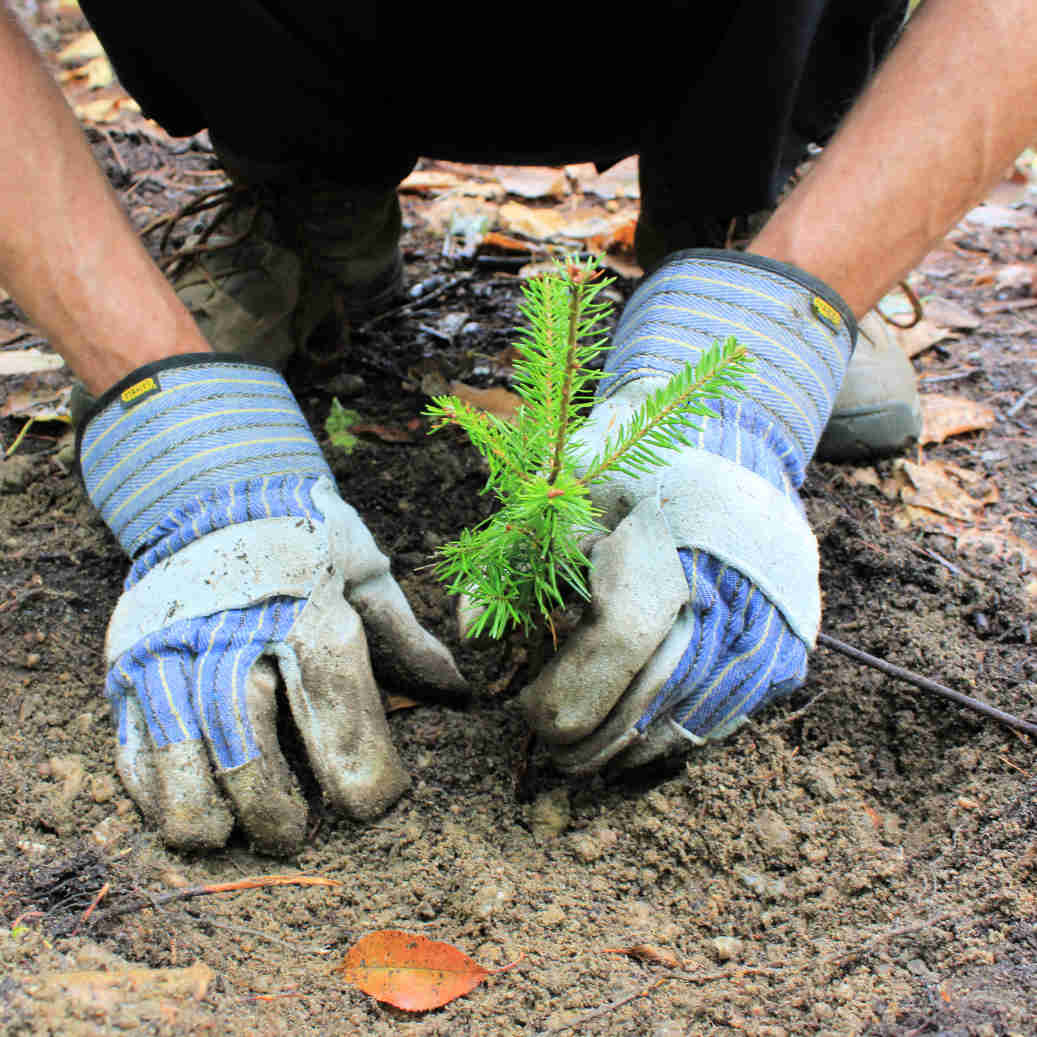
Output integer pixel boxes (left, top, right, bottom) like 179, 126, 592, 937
751, 0, 1037, 316
0, 4, 208, 392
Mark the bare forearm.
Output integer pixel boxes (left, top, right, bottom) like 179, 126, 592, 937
0, 7, 208, 394
750, 0, 1037, 317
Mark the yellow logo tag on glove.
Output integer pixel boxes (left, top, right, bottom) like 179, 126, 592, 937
120, 376, 160, 407
811, 295, 842, 332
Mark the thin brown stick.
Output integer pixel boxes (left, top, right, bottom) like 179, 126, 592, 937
90, 873, 341, 925
72, 881, 110, 935
533, 977, 667, 1037
817, 632, 1037, 738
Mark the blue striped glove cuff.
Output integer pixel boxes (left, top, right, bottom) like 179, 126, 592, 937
77, 356, 333, 557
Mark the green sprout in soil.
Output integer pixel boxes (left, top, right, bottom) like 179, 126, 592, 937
425, 255, 752, 642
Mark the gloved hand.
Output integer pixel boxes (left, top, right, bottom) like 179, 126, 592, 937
520, 249, 856, 772
78, 356, 465, 853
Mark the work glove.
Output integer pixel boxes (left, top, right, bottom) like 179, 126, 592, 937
520, 249, 856, 772
78, 356, 465, 853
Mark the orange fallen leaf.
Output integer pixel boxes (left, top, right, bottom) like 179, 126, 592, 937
334, 930, 492, 1011
448, 380, 522, 422
349, 422, 418, 444
494, 165, 569, 200
895, 459, 998, 523
386, 695, 420, 713
890, 319, 958, 358
602, 944, 683, 969
479, 231, 536, 254
921, 394, 996, 444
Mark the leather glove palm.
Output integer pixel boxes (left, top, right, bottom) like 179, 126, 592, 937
521, 250, 856, 771
79, 357, 464, 853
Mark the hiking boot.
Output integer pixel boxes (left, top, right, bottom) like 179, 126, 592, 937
167, 154, 403, 371
815, 309, 922, 461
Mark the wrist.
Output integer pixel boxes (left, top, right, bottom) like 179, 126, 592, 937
77, 355, 331, 556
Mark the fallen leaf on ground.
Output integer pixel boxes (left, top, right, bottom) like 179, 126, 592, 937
447, 381, 522, 422
349, 420, 419, 444
59, 54, 115, 90
419, 196, 499, 235
74, 95, 141, 125
920, 394, 997, 444
602, 944, 683, 969
0, 384, 72, 421
894, 459, 998, 523
479, 231, 538, 254
963, 204, 1037, 231
498, 202, 568, 241
992, 263, 1037, 293
580, 156, 640, 200
494, 165, 569, 200
399, 170, 466, 193
889, 319, 958, 358
0, 349, 65, 376
57, 30, 105, 64
334, 930, 490, 1011
920, 296, 981, 330
846, 467, 883, 490
386, 695, 420, 713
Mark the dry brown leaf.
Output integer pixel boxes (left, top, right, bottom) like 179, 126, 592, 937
992, 263, 1037, 293
386, 695, 420, 713
895, 459, 998, 523
57, 30, 105, 64
399, 170, 466, 193
921, 296, 981, 330
60, 54, 115, 90
74, 95, 141, 125
498, 202, 568, 241
921, 394, 997, 444
846, 467, 883, 490
419, 196, 499, 235
582, 156, 640, 200
479, 231, 536, 254
963, 204, 1037, 231
448, 380, 522, 422
349, 420, 419, 444
334, 931, 491, 1012
890, 319, 958, 358
600, 253, 643, 280
494, 165, 569, 200
602, 944, 683, 969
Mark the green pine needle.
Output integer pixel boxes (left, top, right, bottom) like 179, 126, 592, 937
424, 255, 751, 638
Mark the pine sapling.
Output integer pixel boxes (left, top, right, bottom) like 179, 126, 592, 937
425, 256, 752, 642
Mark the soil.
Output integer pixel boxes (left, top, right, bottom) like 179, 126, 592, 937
0, 10, 1035, 1037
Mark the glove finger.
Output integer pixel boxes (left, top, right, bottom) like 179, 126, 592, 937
278, 586, 410, 821
218, 656, 309, 855
350, 572, 467, 701
110, 644, 234, 849
547, 606, 693, 773
107, 684, 159, 821
153, 740, 235, 850
520, 499, 688, 744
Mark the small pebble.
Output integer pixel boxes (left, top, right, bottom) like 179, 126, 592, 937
25, 653, 40, 668
712, 936, 743, 961
89, 774, 116, 803
537, 904, 566, 927
530, 787, 570, 842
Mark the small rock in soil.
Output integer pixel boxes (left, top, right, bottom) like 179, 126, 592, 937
712, 936, 744, 961
530, 787, 570, 841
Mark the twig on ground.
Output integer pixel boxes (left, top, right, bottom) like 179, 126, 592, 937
532, 967, 780, 1036
817, 632, 1037, 739
358, 274, 470, 330
89, 873, 341, 925
814, 910, 979, 969
72, 882, 110, 935
178, 910, 332, 956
